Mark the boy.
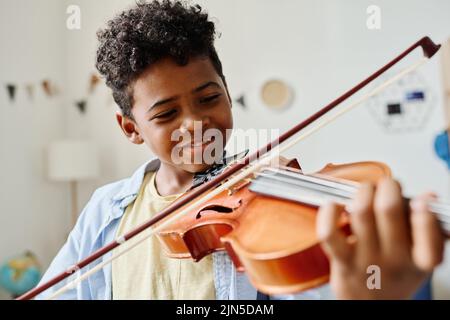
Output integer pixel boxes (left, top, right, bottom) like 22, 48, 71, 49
37, 0, 444, 300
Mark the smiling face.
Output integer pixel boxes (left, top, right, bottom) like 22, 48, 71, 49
117, 56, 233, 174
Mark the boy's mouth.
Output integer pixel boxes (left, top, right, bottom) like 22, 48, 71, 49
177, 136, 219, 164
178, 136, 215, 149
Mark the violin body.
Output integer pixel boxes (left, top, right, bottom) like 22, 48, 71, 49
157, 160, 392, 295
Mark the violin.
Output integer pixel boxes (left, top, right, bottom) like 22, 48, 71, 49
157, 160, 450, 295
18, 36, 445, 300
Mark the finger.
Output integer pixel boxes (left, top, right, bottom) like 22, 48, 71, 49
317, 202, 353, 263
410, 193, 444, 272
374, 178, 411, 261
347, 182, 379, 258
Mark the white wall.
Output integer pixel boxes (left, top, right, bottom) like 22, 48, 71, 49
1, 0, 449, 299
0, 0, 69, 299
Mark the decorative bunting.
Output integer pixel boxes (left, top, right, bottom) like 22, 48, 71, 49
6, 84, 16, 102
2, 72, 102, 109
235, 94, 246, 109
76, 100, 87, 114
25, 84, 35, 101
42, 80, 53, 97
89, 73, 101, 94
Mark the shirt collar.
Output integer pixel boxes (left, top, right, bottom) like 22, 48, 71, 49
111, 157, 161, 204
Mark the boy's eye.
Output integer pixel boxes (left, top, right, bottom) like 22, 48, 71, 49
199, 94, 221, 104
152, 109, 177, 120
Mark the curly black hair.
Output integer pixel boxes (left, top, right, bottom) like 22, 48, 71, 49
95, 0, 226, 118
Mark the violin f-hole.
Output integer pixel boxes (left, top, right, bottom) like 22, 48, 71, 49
196, 201, 241, 219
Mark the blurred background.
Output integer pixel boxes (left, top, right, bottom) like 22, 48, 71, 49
0, 0, 449, 299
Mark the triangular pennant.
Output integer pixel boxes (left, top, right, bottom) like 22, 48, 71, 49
235, 94, 246, 109
25, 84, 34, 100
42, 80, 53, 97
76, 100, 87, 113
6, 84, 16, 102
89, 73, 100, 94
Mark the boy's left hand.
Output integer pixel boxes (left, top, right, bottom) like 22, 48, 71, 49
317, 178, 445, 299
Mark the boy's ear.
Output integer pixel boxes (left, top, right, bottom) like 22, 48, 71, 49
115, 111, 144, 145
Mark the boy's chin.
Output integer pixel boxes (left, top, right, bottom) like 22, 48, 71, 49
181, 162, 217, 174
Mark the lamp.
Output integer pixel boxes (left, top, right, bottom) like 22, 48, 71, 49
48, 140, 99, 226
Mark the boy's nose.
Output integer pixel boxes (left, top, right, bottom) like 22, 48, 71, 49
180, 116, 211, 134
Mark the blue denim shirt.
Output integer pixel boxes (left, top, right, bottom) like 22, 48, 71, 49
36, 158, 429, 300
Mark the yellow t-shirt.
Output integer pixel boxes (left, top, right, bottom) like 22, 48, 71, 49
112, 171, 215, 300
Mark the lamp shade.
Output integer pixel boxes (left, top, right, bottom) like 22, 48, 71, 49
48, 140, 99, 181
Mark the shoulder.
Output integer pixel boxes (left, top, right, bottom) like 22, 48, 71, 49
71, 178, 129, 242
90, 178, 128, 203
73, 158, 160, 242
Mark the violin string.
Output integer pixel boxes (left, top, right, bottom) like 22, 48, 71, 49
250, 179, 350, 207
251, 169, 450, 229
260, 166, 450, 222
252, 175, 450, 228
43, 57, 428, 300
255, 171, 354, 199
255, 168, 450, 218
252, 170, 355, 205
261, 167, 358, 193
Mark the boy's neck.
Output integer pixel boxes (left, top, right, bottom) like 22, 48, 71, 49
155, 162, 194, 196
